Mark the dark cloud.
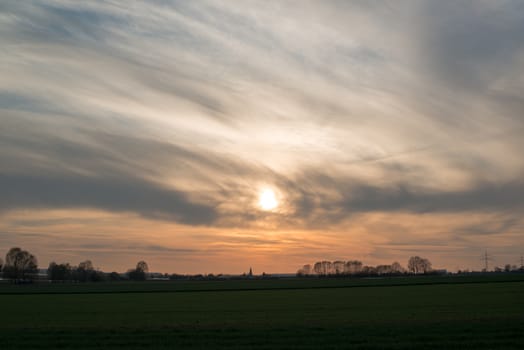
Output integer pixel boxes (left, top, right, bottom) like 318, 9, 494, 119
341, 181, 524, 213
419, 1, 524, 91
0, 109, 266, 227
455, 217, 520, 236
0, 173, 216, 225
281, 170, 524, 227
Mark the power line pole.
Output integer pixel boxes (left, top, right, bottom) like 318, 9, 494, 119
481, 250, 492, 272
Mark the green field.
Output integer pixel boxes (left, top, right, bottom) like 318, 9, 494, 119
1, 275, 523, 349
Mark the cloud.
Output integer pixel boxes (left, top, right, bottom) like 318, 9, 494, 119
416, 1, 524, 92
0, 1, 524, 219
266, 169, 524, 230
455, 217, 519, 236
0, 173, 216, 225
339, 181, 524, 214
1, 1, 523, 272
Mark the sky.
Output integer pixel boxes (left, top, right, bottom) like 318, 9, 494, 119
1, 0, 524, 274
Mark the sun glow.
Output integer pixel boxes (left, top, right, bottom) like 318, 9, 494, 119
258, 188, 278, 211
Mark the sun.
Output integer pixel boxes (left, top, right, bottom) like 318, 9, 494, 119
258, 188, 278, 211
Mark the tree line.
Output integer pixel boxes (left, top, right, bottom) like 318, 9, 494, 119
2, 246, 522, 281
0, 247, 149, 282
297, 256, 433, 276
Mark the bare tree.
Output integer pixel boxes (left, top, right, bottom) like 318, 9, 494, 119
128, 261, 149, 281
3, 247, 38, 280
361, 265, 377, 275
407, 256, 432, 274
297, 264, 312, 276
78, 260, 94, 271
313, 262, 323, 275
408, 256, 421, 273
321, 261, 333, 275
333, 261, 345, 274
376, 265, 392, 275
391, 261, 405, 274
303, 264, 312, 275
75, 260, 95, 282
421, 258, 432, 273
48, 262, 72, 281
344, 260, 363, 275
136, 261, 149, 273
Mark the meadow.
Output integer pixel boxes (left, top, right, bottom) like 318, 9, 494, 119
1, 275, 523, 349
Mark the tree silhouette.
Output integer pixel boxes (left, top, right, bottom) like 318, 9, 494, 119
376, 264, 392, 275
136, 261, 149, 273
78, 260, 94, 271
48, 262, 72, 281
407, 256, 432, 274
127, 261, 149, 281
321, 261, 333, 275
297, 264, 312, 276
75, 260, 95, 282
333, 261, 345, 274
391, 261, 405, 273
3, 247, 38, 280
299, 259, 408, 277
345, 260, 363, 274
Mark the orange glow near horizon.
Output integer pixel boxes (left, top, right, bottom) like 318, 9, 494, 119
1, 208, 514, 275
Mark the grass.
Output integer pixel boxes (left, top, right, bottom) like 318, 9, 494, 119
1, 273, 523, 294
1, 275, 523, 349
